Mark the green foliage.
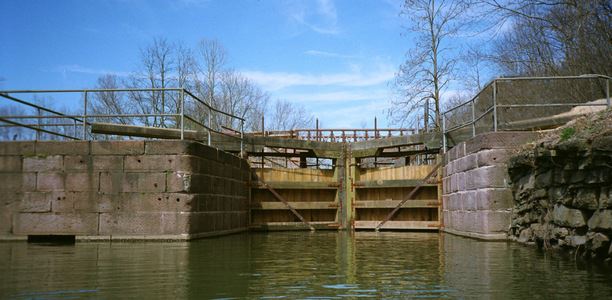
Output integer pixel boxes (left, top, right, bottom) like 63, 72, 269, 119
560, 127, 576, 141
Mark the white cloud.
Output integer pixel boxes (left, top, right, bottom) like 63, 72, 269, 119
241, 68, 394, 91
280, 89, 390, 103
284, 0, 340, 35
57, 64, 130, 77
314, 100, 392, 128
304, 50, 360, 59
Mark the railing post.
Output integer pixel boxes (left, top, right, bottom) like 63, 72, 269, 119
492, 80, 498, 132
606, 78, 610, 108
180, 89, 185, 140
442, 112, 447, 154
471, 100, 476, 137
82, 90, 88, 140
240, 119, 244, 155
207, 107, 212, 146
36, 108, 41, 140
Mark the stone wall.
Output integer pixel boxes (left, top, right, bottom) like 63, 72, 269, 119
508, 127, 612, 260
0, 140, 250, 241
442, 132, 537, 240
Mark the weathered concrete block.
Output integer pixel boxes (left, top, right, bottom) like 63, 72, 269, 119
65, 172, 99, 192
457, 154, 478, 173
553, 204, 586, 228
13, 212, 99, 235
480, 211, 511, 233
19, 192, 51, 212
457, 172, 466, 191
462, 191, 477, 211
466, 166, 509, 190
65, 155, 123, 171
588, 210, 612, 231
99, 212, 189, 235
465, 132, 538, 154
477, 149, 514, 167
166, 172, 193, 193
36, 141, 90, 155
0, 156, 22, 172
64, 155, 90, 171
91, 141, 144, 155
0, 200, 19, 234
122, 172, 166, 193
0, 142, 35, 156
73, 193, 113, 213
124, 155, 199, 172
36, 172, 65, 191
476, 188, 514, 210
0, 173, 36, 192
99, 172, 123, 194
23, 155, 63, 172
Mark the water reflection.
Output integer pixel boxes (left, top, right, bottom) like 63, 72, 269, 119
0, 232, 610, 299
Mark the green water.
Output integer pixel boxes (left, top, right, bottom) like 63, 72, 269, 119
0, 232, 610, 299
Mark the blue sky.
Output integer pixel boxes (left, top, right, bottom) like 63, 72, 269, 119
1, 0, 427, 128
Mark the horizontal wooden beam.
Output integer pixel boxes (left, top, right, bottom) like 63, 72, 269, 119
251, 201, 338, 210
355, 199, 439, 209
354, 220, 439, 230
250, 222, 340, 231
252, 181, 340, 189
354, 179, 437, 189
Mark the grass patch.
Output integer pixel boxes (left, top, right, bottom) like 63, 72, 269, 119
559, 127, 576, 141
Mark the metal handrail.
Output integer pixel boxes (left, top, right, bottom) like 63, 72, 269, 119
442, 74, 611, 152
0, 88, 246, 152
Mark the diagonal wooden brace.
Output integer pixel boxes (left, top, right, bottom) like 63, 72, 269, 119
262, 182, 316, 231
375, 161, 442, 231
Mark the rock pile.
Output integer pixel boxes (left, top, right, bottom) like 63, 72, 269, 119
507, 109, 612, 261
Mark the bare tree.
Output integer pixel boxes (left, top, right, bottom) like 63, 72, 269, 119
476, 0, 611, 76
268, 100, 313, 131
124, 37, 175, 127
391, 0, 468, 132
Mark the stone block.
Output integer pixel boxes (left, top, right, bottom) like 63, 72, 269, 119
13, 212, 99, 235
124, 155, 199, 172
145, 140, 209, 155
466, 166, 509, 190
19, 192, 51, 212
457, 172, 466, 191
573, 188, 599, 210
553, 204, 586, 228
99, 172, 123, 194
36, 141, 90, 155
167, 172, 193, 193
456, 154, 478, 173
99, 212, 189, 235
64, 155, 91, 171
65, 172, 99, 192
36, 172, 65, 191
0, 156, 22, 172
476, 188, 514, 210
73, 193, 113, 213
588, 210, 612, 231
465, 132, 538, 154
51, 192, 74, 212
462, 191, 477, 211
0, 142, 35, 156
480, 211, 511, 233
0, 201, 18, 234
91, 141, 144, 155
477, 149, 513, 167
23, 155, 63, 172
0, 173, 36, 192
122, 172, 166, 193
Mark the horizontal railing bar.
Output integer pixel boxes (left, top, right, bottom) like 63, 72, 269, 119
182, 90, 245, 122
497, 103, 608, 108
496, 74, 611, 81
0, 93, 85, 123
0, 123, 83, 127
0, 88, 184, 93
0, 118, 80, 140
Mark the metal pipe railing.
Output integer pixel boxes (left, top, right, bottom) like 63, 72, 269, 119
0, 88, 246, 150
442, 74, 611, 152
